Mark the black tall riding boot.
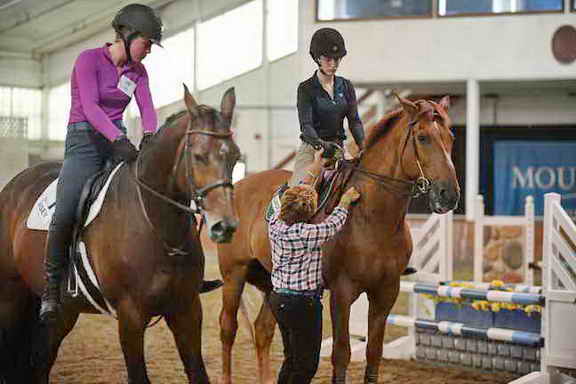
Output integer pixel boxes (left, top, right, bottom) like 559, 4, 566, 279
39, 224, 70, 323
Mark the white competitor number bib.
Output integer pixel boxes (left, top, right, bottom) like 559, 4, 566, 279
118, 75, 136, 97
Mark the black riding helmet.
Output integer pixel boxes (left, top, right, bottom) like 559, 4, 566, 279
112, 3, 163, 62
309, 28, 347, 63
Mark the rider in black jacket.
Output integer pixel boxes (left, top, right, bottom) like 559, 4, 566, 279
290, 28, 365, 186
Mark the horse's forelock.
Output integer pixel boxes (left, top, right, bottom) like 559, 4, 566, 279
194, 105, 232, 133
415, 100, 435, 122
157, 105, 226, 138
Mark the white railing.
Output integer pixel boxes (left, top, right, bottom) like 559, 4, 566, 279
509, 192, 576, 384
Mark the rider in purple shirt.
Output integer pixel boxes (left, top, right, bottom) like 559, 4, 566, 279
40, 3, 221, 322
39, 3, 163, 322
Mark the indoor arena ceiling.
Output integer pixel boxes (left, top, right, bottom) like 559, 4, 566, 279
0, 0, 176, 59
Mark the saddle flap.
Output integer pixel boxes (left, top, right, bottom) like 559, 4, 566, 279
26, 162, 123, 231
76, 162, 122, 227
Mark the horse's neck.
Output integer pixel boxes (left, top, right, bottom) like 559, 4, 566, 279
353, 134, 411, 230
133, 131, 193, 243
139, 133, 184, 196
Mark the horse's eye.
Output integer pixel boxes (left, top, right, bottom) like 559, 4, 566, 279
417, 135, 430, 144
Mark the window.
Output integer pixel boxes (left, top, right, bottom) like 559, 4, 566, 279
143, 28, 195, 109
47, 82, 71, 141
438, 0, 562, 16
267, 0, 298, 61
198, 0, 263, 90
0, 86, 42, 140
317, 0, 432, 21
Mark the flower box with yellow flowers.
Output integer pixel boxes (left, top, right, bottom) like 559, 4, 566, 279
427, 281, 542, 333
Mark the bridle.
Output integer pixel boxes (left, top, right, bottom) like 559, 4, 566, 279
132, 117, 234, 255
351, 116, 433, 198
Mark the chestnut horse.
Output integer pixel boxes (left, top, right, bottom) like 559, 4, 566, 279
217, 95, 460, 383
0, 87, 240, 383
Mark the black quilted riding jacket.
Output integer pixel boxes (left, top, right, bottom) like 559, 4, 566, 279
297, 71, 364, 148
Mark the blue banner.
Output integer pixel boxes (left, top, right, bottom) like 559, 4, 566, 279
493, 141, 576, 216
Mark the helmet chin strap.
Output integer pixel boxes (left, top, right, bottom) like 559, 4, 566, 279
122, 31, 140, 63
315, 59, 329, 76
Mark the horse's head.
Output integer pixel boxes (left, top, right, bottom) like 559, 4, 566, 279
154, 86, 240, 243
395, 95, 460, 213
139, 87, 241, 243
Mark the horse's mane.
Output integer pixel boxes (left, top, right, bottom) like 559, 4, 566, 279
364, 108, 404, 149
159, 110, 187, 133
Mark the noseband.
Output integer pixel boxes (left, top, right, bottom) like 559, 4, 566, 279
351, 118, 432, 198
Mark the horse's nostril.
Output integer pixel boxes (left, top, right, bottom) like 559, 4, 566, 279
210, 220, 238, 241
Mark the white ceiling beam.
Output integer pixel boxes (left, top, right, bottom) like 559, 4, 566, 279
30, 0, 177, 58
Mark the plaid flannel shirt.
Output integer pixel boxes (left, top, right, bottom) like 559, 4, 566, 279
268, 207, 348, 291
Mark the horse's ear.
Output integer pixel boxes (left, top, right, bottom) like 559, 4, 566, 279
392, 91, 418, 118
438, 95, 450, 111
221, 87, 236, 122
183, 83, 199, 118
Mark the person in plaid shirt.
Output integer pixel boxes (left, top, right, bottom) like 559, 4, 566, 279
268, 149, 360, 384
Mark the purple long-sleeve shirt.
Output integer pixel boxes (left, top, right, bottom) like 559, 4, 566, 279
68, 44, 157, 141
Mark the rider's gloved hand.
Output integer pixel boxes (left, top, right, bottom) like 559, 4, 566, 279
139, 133, 154, 151
111, 135, 138, 163
318, 140, 338, 159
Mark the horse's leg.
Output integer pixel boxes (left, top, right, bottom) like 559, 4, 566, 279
254, 293, 276, 384
34, 308, 80, 384
330, 279, 359, 384
364, 281, 400, 384
0, 283, 38, 384
117, 299, 151, 384
165, 293, 209, 384
219, 267, 247, 384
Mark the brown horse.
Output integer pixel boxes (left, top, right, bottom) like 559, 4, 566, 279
217, 95, 460, 383
0, 87, 240, 383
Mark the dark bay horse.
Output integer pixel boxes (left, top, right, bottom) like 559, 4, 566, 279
217, 95, 460, 383
0, 86, 240, 383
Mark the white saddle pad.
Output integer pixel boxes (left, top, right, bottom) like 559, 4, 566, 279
26, 163, 124, 231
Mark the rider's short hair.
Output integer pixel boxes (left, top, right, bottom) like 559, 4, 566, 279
279, 185, 318, 226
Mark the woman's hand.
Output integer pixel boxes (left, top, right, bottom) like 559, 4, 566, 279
111, 136, 138, 163
338, 187, 361, 209
314, 147, 336, 169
